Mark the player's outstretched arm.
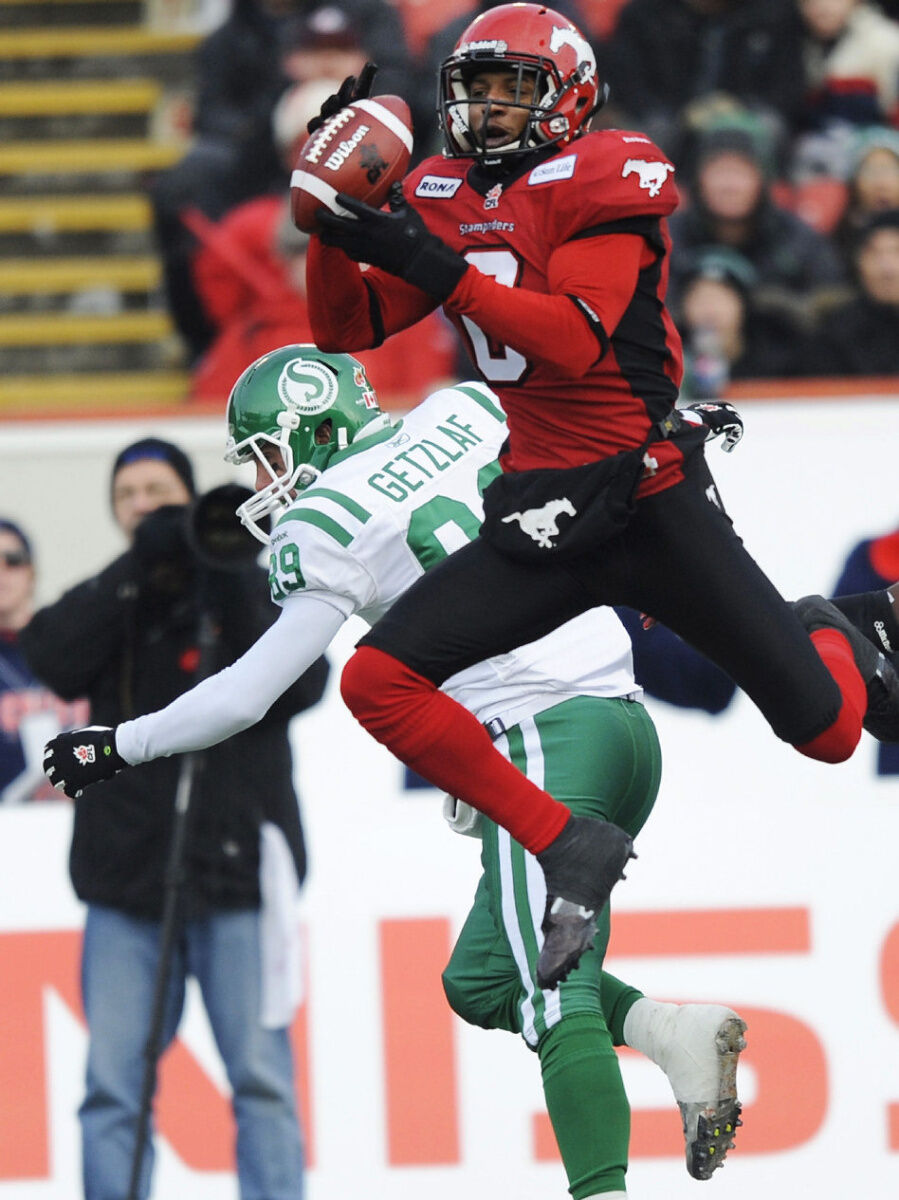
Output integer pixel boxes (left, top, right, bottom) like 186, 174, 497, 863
42, 594, 345, 798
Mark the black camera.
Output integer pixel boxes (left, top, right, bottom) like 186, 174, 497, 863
188, 483, 266, 571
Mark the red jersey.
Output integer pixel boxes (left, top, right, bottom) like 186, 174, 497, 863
308, 129, 687, 495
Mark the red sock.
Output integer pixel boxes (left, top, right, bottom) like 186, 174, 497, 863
341, 646, 570, 853
796, 629, 865, 763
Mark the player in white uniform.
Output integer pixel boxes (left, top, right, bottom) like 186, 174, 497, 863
44, 345, 745, 1192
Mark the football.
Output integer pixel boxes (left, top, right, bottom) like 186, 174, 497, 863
290, 95, 414, 234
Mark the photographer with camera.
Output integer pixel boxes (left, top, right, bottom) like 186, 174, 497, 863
19, 436, 328, 1200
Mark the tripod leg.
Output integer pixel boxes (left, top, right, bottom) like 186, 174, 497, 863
125, 753, 196, 1200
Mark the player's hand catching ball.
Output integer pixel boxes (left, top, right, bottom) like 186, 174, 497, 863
317, 183, 469, 300
43, 726, 128, 798
305, 61, 378, 135
681, 401, 744, 452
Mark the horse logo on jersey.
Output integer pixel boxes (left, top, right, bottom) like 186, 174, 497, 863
622, 158, 675, 198
501, 497, 577, 549
277, 358, 338, 416
484, 183, 503, 210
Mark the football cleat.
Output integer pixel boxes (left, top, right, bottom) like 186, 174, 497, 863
793, 594, 899, 742
535, 816, 635, 989
663, 1006, 747, 1181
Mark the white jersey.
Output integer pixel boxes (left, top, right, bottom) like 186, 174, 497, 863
116, 382, 641, 766
268, 382, 639, 729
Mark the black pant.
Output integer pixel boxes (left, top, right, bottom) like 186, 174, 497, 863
361, 448, 842, 747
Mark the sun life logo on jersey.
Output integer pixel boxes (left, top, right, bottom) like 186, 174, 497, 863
278, 359, 338, 416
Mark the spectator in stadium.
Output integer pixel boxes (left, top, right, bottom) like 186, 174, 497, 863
668, 115, 848, 314
149, 0, 297, 361
189, 79, 459, 405
674, 246, 811, 393
805, 208, 899, 374
597, 0, 805, 162
0, 519, 88, 804
151, 0, 412, 362
831, 125, 899, 266
797, 0, 899, 131
20, 438, 329, 1200
788, 0, 899, 180
280, 1, 410, 100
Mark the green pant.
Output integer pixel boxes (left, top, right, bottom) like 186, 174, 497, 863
442, 696, 662, 1198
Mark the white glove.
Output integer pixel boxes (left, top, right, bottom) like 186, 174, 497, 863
442, 793, 483, 838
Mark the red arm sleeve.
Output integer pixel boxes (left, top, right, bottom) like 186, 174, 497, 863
444, 233, 646, 378
306, 238, 439, 352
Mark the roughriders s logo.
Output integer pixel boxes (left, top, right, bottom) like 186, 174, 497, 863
73, 744, 97, 766
278, 359, 338, 415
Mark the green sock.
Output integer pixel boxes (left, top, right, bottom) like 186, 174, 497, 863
601, 971, 645, 1047
538, 1014, 629, 1199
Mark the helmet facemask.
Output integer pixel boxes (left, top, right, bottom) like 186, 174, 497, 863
437, 4, 604, 164
224, 346, 390, 544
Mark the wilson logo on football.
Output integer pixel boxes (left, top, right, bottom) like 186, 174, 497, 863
73, 744, 97, 765
322, 124, 371, 172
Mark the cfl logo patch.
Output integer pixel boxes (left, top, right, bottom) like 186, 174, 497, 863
73, 744, 97, 766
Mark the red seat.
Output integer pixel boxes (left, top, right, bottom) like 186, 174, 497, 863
771, 178, 849, 235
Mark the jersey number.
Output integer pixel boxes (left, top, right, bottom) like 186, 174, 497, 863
460, 249, 528, 384
269, 543, 305, 602
405, 462, 501, 571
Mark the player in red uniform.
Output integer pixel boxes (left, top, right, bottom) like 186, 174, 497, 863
306, 3, 899, 990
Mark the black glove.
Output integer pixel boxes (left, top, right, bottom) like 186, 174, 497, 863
43, 726, 128, 799
317, 183, 469, 300
681, 401, 744, 452
306, 61, 378, 135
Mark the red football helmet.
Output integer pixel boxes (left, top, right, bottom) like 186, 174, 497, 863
438, 3, 607, 162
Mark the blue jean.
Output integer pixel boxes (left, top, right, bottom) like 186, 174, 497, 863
80, 903, 304, 1200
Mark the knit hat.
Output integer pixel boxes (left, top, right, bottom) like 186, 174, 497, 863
850, 125, 899, 177
852, 207, 899, 252
0, 517, 33, 563
681, 246, 758, 299
694, 112, 778, 181
110, 437, 196, 502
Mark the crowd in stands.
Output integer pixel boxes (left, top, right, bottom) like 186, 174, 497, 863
149, 0, 899, 404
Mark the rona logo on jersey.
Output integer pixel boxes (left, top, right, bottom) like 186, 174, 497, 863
501, 498, 577, 549
278, 359, 338, 415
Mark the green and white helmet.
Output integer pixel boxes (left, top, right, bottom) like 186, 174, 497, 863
225, 344, 391, 542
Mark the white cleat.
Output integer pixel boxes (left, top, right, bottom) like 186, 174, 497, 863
625, 1000, 747, 1180
669, 1006, 747, 1180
